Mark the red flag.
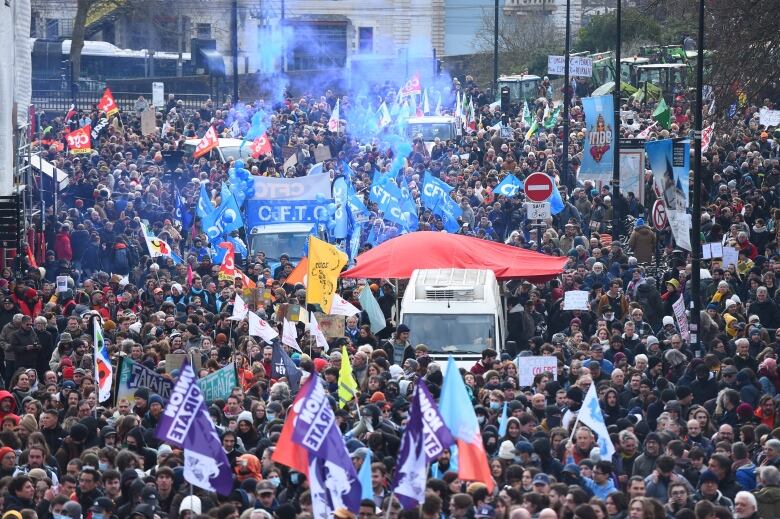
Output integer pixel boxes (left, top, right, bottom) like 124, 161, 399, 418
272, 378, 311, 475
399, 72, 422, 97
65, 126, 92, 154
193, 126, 219, 159
186, 265, 193, 287
97, 88, 119, 116
64, 104, 77, 124
701, 123, 715, 154
250, 133, 272, 158
217, 242, 236, 280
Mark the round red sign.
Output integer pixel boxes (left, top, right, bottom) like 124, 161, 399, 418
523, 172, 554, 202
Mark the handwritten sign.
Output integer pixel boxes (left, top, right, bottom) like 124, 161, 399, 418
518, 356, 558, 387
563, 290, 590, 311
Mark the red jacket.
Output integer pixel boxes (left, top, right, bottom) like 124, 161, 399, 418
54, 231, 73, 261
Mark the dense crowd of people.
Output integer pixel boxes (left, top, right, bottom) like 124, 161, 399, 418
1, 65, 779, 519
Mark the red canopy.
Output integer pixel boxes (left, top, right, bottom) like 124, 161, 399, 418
341, 232, 568, 282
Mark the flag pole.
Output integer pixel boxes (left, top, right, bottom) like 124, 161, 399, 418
384, 492, 395, 519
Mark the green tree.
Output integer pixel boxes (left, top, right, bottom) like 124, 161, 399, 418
574, 8, 663, 53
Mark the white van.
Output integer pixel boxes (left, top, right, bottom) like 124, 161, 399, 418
406, 115, 461, 153
182, 137, 253, 163
400, 269, 505, 368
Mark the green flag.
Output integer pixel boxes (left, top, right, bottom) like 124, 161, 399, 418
523, 101, 533, 126
543, 106, 561, 129
652, 98, 671, 129
525, 120, 540, 140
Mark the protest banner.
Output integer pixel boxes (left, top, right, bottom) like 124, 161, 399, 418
117, 357, 173, 404
198, 364, 237, 402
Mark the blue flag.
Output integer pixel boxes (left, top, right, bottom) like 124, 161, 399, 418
497, 402, 509, 437
399, 177, 419, 231
420, 172, 453, 210
202, 185, 244, 241
432, 196, 463, 233
550, 182, 565, 215
393, 381, 454, 509
359, 450, 373, 500
359, 283, 386, 334
155, 360, 234, 495
271, 343, 302, 391
292, 377, 361, 517
309, 163, 325, 176
369, 175, 416, 230
197, 183, 213, 219
332, 176, 351, 240
494, 175, 523, 197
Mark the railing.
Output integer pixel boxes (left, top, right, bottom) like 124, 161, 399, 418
30, 91, 213, 114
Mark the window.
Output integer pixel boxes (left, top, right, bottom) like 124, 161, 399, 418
287, 22, 347, 71
45, 19, 59, 39
197, 23, 212, 39
358, 27, 373, 53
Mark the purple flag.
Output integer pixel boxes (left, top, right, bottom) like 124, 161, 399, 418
292, 376, 361, 518
393, 380, 455, 509
155, 360, 233, 496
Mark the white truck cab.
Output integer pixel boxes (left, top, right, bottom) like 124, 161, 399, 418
400, 269, 505, 370
248, 223, 312, 272
406, 115, 461, 153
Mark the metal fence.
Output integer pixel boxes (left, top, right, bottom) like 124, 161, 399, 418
31, 91, 212, 114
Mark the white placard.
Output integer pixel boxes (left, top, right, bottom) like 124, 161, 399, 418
518, 356, 559, 387
722, 246, 738, 268
563, 290, 590, 311
759, 108, 780, 127
672, 294, 690, 341
56, 276, 68, 293
548, 56, 593, 78
152, 82, 165, 107
525, 202, 551, 220
710, 242, 723, 258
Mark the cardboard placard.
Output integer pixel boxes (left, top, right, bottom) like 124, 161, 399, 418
141, 108, 157, 136
166, 352, 202, 374
315, 313, 346, 338
313, 146, 332, 163
276, 303, 301, 322
563, 290, 590, 311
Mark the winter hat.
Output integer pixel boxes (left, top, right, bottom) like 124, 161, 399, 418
699, 470, 719, 485
662, 316, 675, 326
148, 394, 164, 407
636, 218, 645, 226
497, 440, 516, 460
737, 403, 754, 418
566, 387, 584, 403
369, 392, 386, 404
0, 447, 14, 461
19, 414, 38, 434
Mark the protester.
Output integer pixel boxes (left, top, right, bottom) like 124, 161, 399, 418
3, 56, 779, 519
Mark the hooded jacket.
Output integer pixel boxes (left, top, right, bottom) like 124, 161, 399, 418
754, 484, 780, 519
0, 390, 17, 420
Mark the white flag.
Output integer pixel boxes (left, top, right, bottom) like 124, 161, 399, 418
423, 89, 430, 115
378, 102, 392, 128
328, 99, 340, 132
309, 311, 330, 352
329, 294, 361, 317
578, 384, 616, 459
247, 312, 279, 343
282, 318, 301, 352
229, 294, 249, 321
